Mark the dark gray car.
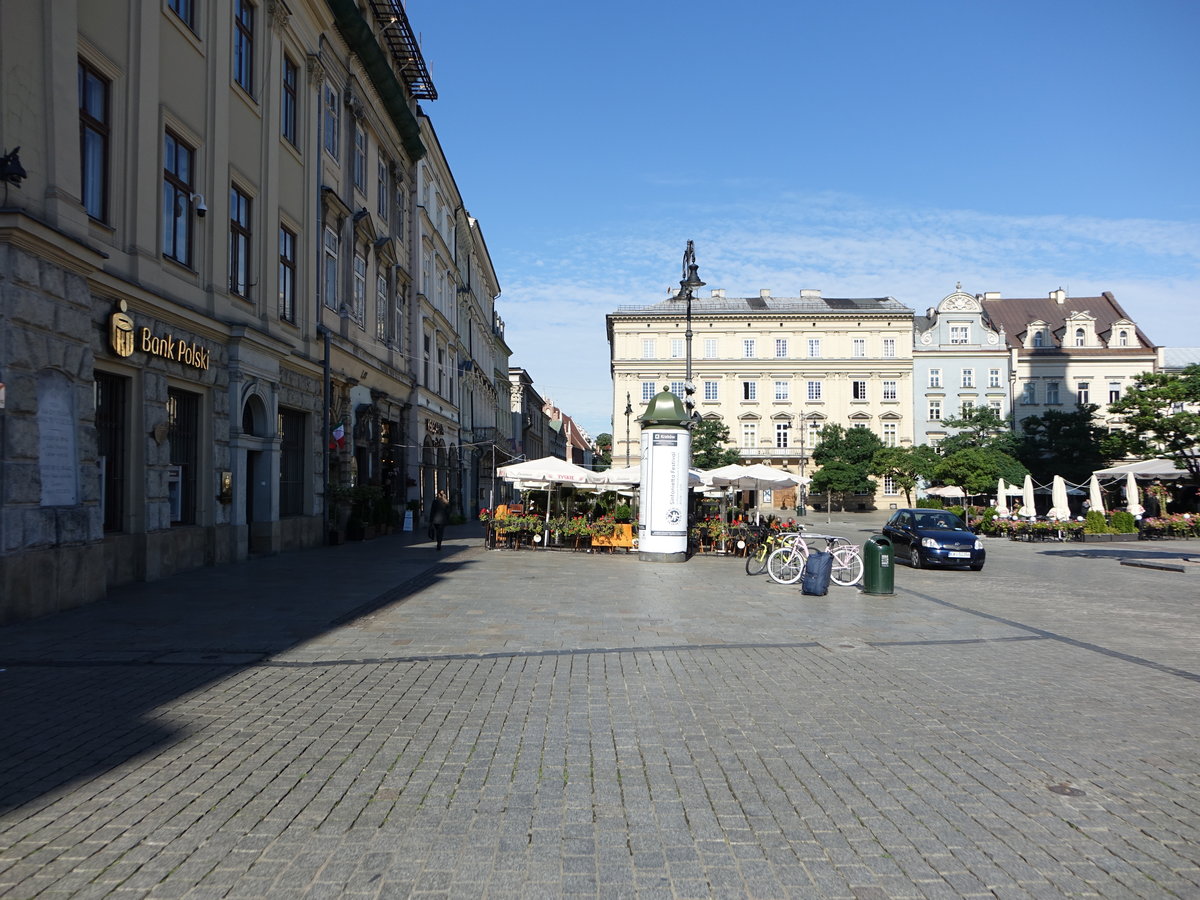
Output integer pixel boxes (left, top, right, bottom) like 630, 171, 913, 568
882, 509, 986, 570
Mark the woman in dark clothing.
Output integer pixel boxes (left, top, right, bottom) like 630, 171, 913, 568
429, 490, 449, 550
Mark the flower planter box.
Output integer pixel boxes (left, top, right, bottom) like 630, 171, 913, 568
592, 524, 635, 550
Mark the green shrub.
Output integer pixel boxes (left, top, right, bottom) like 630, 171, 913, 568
946, 505, 965, 520
1110, 510, 1136, 533
917, 498, 944, 509
1083, 510, 1109, 534
613, 503, 633, 523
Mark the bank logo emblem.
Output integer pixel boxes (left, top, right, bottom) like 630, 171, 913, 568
109, 300, 135, 358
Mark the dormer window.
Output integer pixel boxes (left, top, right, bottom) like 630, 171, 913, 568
1118, 330, 1129, 347
1074, 327, 1085, 347
1033, 331, 1044, 347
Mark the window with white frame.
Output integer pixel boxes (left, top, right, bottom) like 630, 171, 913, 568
375, 273, 388, 340
742, 381, 757, 401
852, 380, 867, 400
1046, 382, 1060, 404
322, 226, 338, 309
1108, 382, 1120, 404
776, 423, 790, 448
670, 381, 685, 397
641, 339, 655, 359
807, 380, 822, 401
323, 82, 339, 158
743, 338, 756, 359
950, 324, 970, 344
961, 399, 975, 415
852, 338, 866, 358
741, 422, 757, 448
1034, 330, 1044, 347
989, 399, 1002, 415
1075, 327, 1085, 347
929, 368, 942, 388
882, 422, 897, 447
775, 338, 788, 358
377, 157, 389, 223
1077, 382, 1089, 404
882, 380, 897, 400
703, 338, 718, 358
352, 253, 366, 325
670, 338, 683, 359
807, 420, 821, 447
928, 399, 942, 420
988, 368, 1001, 388
883, 474, 898, 494
703, 381, 718, 401
1022, 382, 1036, 404
807, 338, 821, 358
353, 123, 367, 193
774, 381, 789, 401
641, 382, 655, 402
1118, 329, 1129, 347
961, 368, 974, 388
883, 338, 895, 358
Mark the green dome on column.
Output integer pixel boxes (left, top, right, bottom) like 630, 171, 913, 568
637, 388, 689, 427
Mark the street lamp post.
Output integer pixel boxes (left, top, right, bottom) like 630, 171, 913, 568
679, 240, 705, 423
624, 392, 633, 466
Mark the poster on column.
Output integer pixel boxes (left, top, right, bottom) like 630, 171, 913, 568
639, 428, 689, 557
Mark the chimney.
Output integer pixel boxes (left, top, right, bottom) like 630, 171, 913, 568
981, 292, 1001, 301
759, 289, 771, 299
1050, 288, 1066, 304
711, 288, 725, 299
800, 289, 821, 299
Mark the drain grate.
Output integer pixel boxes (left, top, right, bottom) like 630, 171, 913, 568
1048, 783, 1085, 797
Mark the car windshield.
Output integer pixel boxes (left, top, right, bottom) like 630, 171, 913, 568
913, 512, 965, 530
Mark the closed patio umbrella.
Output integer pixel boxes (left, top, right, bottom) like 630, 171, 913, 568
1125, 471, 1145, 516
1048, 475, 1071, 521
1019, 474, 1036, 518
1087, 474, 1106, 515
995, 478, 1010, 517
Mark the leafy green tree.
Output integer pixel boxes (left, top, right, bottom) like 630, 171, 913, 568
689, 417, 742, 470
810, 424, 883, 511
871, 444, 939, 506
1016, 405, 1110, 484
936, 406, 1018, 456
593, 433, 613, 472
933, 447, 1028, 507
1106, 365, 1200, 484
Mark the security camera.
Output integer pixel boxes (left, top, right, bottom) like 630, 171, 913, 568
191, 193, 207, 217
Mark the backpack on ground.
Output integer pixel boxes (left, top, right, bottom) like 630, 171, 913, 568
801, 550, 833, 596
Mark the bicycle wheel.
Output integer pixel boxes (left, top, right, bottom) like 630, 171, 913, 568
829, 546, 864, 586
766, 546, 806, 584
745, 542, 770, 576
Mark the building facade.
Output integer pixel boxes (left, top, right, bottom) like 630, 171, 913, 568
608, 288, 916, 510
0, 0, 506, 622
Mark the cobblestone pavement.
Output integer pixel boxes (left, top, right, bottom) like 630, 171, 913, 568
2, 519, 1199, 898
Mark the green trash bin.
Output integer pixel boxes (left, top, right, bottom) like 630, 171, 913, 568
862, 535, 894, 595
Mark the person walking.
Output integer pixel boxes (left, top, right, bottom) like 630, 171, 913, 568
429, 490, 449, 550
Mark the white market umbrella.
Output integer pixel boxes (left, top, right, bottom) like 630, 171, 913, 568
1095, 457, 1190, 479
496, 456, 597, 485
1047, 475, 1071, 521
925, 485, 965, 498
1018, 474, 1037, 519
995, 478, 1010, 517
709, 464, 807, 523
1125, 472, 1145, 516
1087, 475, 1106, 515
590, 465, 641, 487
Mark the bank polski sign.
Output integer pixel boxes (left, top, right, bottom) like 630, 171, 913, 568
638, 427, 690, 560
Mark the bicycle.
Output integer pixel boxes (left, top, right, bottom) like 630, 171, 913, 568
744, 528, 802, 576
766, 532, 864, 587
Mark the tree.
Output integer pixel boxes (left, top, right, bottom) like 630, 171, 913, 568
593, 433, 613, 472
1106, 365, 1200, 484
936, 406, 1018, 457
689, 417, 742, 470
810, 424, 883, 511
933, 447, 1028, 505
1016, 405, 1110, 484
871, 444, 939, 506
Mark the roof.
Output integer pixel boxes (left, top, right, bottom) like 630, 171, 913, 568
979, 292, 1156, 349
1160, 347, 1200, 371
611, 294, 911, 316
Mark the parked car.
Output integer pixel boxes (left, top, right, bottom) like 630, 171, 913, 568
882, 509, 986, 570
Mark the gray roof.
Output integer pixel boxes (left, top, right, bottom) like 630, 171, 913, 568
1160, 347, 1200, 371
612, 295, 911, 315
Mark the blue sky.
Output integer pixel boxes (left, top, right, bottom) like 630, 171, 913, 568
412, 0, 1200, 438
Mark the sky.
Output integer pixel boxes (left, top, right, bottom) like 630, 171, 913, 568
410, 0, 1200, 438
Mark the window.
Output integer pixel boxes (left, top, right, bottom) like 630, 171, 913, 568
670, 338, 683, 359
988, 368, 1001, 388
776, 423, 790, 448
775, 338, 788, 358
1108, 383, 1121, 404
323, 82, 339, 158
1075, 327, 1085, 347
961, 368, 974, 388
641, 382, 655, 402
882, 423, 897, 447
807, 420, 822, 447
882, 338, 895, 358
169, 0, 194, 29
394, 180, 405, 241
95, 372, 127, 532
423, 333, 431, 384
742, 381, 757, 401
353, 123, 367, 192
229, 185, 252, 298
1077, 382, 1089, 404
743, 339, 756, 359
377, 158, 389, 223
928, 399, 942, 420
162, 131, 194, 266
774, 381, 789, 401
670, 381, 685, 397
883, 475, 897, 494
281, 56, 298, 146
882, 380, 897, 401
437, 346, 445, 394
352, 253, 366, 325
950, 324, 969, 344
1118, 330, 1129, 347
323, 227, 339, 309
853, 338, 866, 358
852, 380, 867, 400
1046, 382, 1060, 405
234, 0, 254, 94
78, 60, 109, 221
929, 368, 942, 388
1022, 382, 1036, 404
278, 408, 305, 518
703, 381, 718, 401
807, 381, 822, 401
167, 388, 200, 525
961, 400, 975, 415
641, 339, 655, 359
1033, 330, 1044, 348
989, 400, 1002, 415
741, 422, 757, 448
376, 274, 388, 340
703, 338, 718, 359
807, 338, 821, 358
278, 225, 296, 322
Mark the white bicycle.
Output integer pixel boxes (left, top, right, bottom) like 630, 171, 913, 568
766, 532, 864, 587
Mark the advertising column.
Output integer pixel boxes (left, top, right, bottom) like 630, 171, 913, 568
636, 389, 692, 563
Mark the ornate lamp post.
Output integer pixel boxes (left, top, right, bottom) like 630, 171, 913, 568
679, 240, 705, 422
624, 392, 633, 466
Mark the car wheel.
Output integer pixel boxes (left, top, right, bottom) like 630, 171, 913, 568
909, 546, 922, 569
970, 562, 984, 571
